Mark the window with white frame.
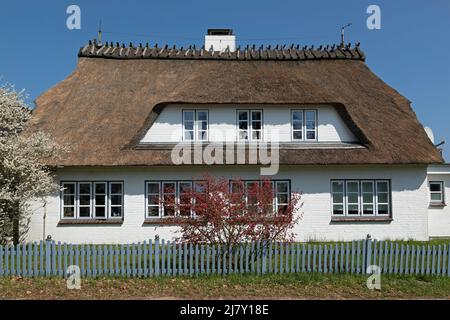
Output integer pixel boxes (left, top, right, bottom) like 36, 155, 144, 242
146, 180, 290, 218
291, 109, 317, 141
61, 181, 124, 219
237, 110, 263, 141
183, 110, 209, 141
429, 181, 444, 205
331, 180, 391, 217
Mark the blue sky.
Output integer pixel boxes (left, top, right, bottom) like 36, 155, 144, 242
1, 0, 449, 160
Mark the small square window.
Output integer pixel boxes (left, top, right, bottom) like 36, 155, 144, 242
429, 182, 444, 205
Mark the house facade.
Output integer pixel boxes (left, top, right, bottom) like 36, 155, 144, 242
24, 30, 448, 243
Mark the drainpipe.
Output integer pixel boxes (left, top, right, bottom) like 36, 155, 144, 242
42, 200, 47, 241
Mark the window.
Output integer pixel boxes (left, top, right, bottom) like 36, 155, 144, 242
237, 110, 263, 141
61, 181, 124, 220
291, 109, 317, 141
429, 181, 444, 205
146, 179, 290, 218
62, 183, 76, 218
331, 179, 391, 217
183, 110, 209, 141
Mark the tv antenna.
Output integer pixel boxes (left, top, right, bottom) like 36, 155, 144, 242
340, 23, 352, 47
97, 20, 103, 44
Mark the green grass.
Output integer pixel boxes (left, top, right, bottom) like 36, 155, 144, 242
1, 273, 450, 299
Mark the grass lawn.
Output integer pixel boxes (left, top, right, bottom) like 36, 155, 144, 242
1, 273, 450, 300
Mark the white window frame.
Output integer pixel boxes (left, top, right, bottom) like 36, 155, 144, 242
109, 182, 124, 219
375, 180, 390, 216
146, 182, 161, 218
78, 182, 93, 219
162, 181, 177, 217
61, 182, 77, 219
304, 110, 318, 141
429, 181, 445, 205
346, 180, 360, 216
291, 110, 304, 141
331, 181, 345, 216
331, 179, 391, 217
237, 109, 263, 141
275, 181, 290, 214
361, 180, 375, 216
182, 109, 209, 142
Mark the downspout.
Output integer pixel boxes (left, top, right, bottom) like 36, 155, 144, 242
42, 200, 47, 241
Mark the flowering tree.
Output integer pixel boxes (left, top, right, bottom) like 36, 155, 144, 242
174, 174, 301, 247
0, 84, 66, 245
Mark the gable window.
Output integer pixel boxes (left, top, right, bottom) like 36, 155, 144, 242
237, 110, 263, 141
61, 181, 124, 220
183, 110, 209, 141
291, 110, 317, 141
331, 179, 391, 217
429, 181, 444, 205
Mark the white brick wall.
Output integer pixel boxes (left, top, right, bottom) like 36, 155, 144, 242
26, 165, 429, 244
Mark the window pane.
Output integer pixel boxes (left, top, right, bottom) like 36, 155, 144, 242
252, 121, 261, 130
293, 121, 302, 130
363, 205, 374, 215
362, 193, 373, 203
184, 121, 194, 130
79, 195, 90, 206
95, 184, 106, 194
239, 121, 248, 130
292, 111, 303, 121
251, 111, 261, 121
148, 183, 159, 194
239, 131, 248, 140
95, 207, 106, 217
200, 121, 208, 130
252, 131, 261, 140
163, 183, 176, 193
377, 182, 388, 193
348, 205, 359, 215
63, 183, 75, 194
184, 111, 194, 121
277, 194, 288, 205
184, 131, 194, 140
306, 131, 316, 140
111, 195, 122, 206
332, 181, 344, 193
79, 207, 91, 218
95, 195, 105, 206
378, 204, 389, 215
148, 206, 159, 217
431, 193, 442, 201
347, 182, 358, 193
333, 205, 344, 215
333, 193, 344, 204
378, 193, 388, 204
79, 183, 91, 194
63, 207, 75, 218
362, 182, 373, 193
348, 193, 358, 204
305, 111, 316, 121
306, 121, 316, 130
277, 182, 288, 193
63, 195, 75, 206
197, 111, 207, 121
430, 183, 442, 192
111, 183, 122, 194
293, 131, 302, 140
238, 111, 248, 121
110, 207, 122, 218
148, 195, 159, 205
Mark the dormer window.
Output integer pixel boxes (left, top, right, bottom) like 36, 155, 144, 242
291, 110, 317, 141
183, 110, 209, 141
237, 110, 263, 141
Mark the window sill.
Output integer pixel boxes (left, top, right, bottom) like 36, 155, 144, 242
331, 216, 393, 223
143, 217, 192, 226
58, 219, 124, 226
429, 203, 446, 208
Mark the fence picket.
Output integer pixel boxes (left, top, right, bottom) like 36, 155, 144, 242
154, 240, 160, 276
399, 244, 404, 274
437, 245, 442, 276
149, 240, 154, 277
323, 245, 328, 274
356, 241, 361, 274
318, 245, 323, 273
195, 244, 199, 276
161, 240, 166, 276
173, 242, 177, 276
0, 246, 3, 276
443, 245, 448, 276
329, 244, 334, 273
426, 246, 431, 275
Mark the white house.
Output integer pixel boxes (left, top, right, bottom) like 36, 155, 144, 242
24, 30, 449, 243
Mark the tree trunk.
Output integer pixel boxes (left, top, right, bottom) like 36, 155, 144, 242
12, 215, 20, 245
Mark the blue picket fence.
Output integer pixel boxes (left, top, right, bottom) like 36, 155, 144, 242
0, 239, 449, 278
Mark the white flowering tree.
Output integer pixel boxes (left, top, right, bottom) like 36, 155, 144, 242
0, 84, 66, 245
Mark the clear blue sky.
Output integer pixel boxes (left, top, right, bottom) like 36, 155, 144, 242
1, 0, 449, 160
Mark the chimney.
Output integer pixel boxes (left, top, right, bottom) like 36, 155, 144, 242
205, 29, 236, 52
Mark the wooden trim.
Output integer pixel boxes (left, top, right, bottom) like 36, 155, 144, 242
330, 216, 393, 223
58, 219, 123, 226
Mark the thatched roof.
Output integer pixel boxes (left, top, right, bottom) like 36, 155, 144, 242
25, 41, 444, 167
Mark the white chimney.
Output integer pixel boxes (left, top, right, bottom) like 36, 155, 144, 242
205, 29, 236, 52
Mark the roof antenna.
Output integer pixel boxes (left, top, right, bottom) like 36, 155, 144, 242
340, 23, 352, 48
97, 20, 102, 45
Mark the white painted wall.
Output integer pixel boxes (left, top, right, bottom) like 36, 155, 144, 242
427, 165, 450, 237
26, 165, 429, 244
141, 104, 358, 143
